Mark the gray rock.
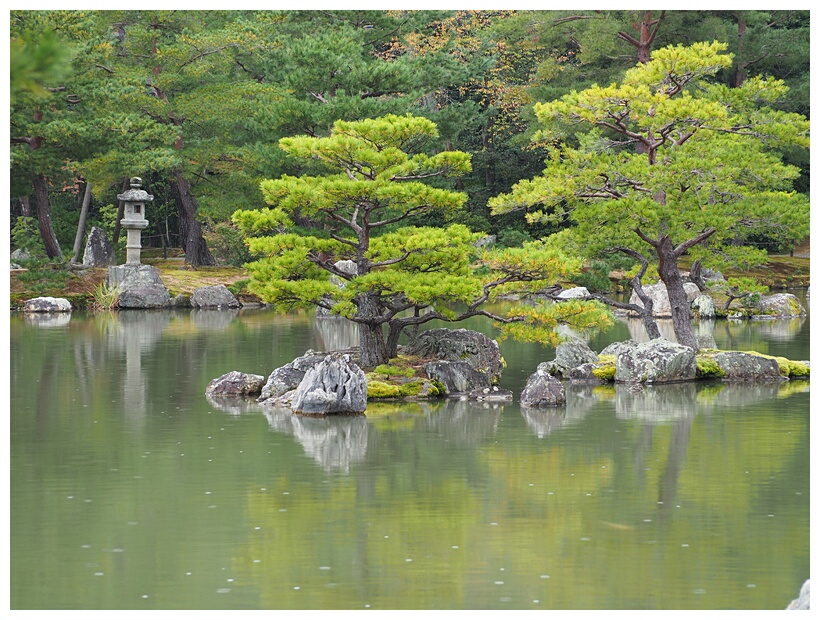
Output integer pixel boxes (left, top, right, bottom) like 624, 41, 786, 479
467, 386, 513, 402
23, 296, 71, 313
117, 284, 171, 309
423, 361, 492, 395
692, 294, 716, 319
601, 340, 638, 358
107, 264, 165, 291
206, 370, 266, 396
11, 248, 32, 262
629, 281, 701, 317
11, 262, 23, 270
786, 579, 810, 610
556, 286, 590, 300
614, 338, 697, 383
551, 338, 599, 378
408, 328, 503, 380
567, 363, 605, 383
756, 293, 806, 318
259, 351, 328, 401
192, 284, 240, 308
712, 351, 786, 382
520, 369, 566, 407
82, 226, 116, 267
291, 354, 368, 415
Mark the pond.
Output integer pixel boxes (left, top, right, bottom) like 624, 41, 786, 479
9, 294, 810, 610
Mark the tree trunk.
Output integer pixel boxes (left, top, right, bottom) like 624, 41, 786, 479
356, 293, 389, 368
656, 236, 698, 349
32, 174, 62, 259
112, 177, 128, 243
169, 170, 216, 266
71, 181, 92, 263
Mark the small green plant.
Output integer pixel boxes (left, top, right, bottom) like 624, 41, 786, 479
90, 282, 119, 313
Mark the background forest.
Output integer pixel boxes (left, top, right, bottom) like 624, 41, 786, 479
10, 9, 810, 269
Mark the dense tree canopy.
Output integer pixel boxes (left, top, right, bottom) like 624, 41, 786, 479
10, 11, 809, 352
234, 114, 610, 367
490, 41, 809, 349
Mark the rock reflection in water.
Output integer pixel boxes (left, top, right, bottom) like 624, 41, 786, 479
289, 414, 368, 473
190, 308, 239, 330
615, 382, 699, 423
205, 394, 263, 415
24, 312, 72, 328
262, 409, 368, 473
521, 383, 600, 438
425, 399, 503, 445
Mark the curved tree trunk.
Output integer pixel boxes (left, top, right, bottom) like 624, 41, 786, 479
356, 292, 389, 368
33, 174, 62, 259
656, 237, 698, 349
169, 170, 215, 267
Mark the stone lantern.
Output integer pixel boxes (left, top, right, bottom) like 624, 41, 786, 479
117, 177, 153, 265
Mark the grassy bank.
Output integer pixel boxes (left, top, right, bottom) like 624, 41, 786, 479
9, 250, 810, 311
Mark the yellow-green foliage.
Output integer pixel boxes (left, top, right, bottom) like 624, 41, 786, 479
367, 379, 443, 399
372, 364, 416, 379
695, 355, 725, 379
592, 363, 616, 381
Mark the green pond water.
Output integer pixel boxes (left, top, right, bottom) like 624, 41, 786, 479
9, 296, 810, 609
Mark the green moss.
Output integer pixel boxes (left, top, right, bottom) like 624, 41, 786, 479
591, 364, 616, 381
367, 380, 403, 399
367, 379, 437, 399
372, 364, 416, 379
695, 356, 725, 379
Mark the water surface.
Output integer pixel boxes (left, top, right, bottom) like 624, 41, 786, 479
9, 298, 810, 609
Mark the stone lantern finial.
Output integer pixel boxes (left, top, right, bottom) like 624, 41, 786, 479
117, 175, 154, 265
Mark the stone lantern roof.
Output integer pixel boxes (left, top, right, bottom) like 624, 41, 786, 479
117, 177, 154, 204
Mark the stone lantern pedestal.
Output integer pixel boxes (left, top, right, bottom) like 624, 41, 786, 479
106, 176, 171, 308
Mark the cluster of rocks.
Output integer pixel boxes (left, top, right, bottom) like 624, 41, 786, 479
206, 328, 512, 416
20, 265, 247, 313
207, 351, 368, 416
519, 336, 810, 408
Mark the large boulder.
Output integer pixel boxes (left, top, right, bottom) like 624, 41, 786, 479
756, 293, 806, 318
423, 361, 492, 395
407, 328, 503, 380
258, 351, 328, 401
614, 338, 697, 383
107, 264, 165, 291
556, 286, 590, 300
546, 338, 599, 378
192, 284, 240, 309
629, 281, 701, 317
712, 351, 786, 382
692, 294, 716, 319
117, 284, 171, 309
520, 369, 566, 407
82, 226, 116, 267
291, 354, 368, 415
206, 371, 266, 396
23, 296, 71, 313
